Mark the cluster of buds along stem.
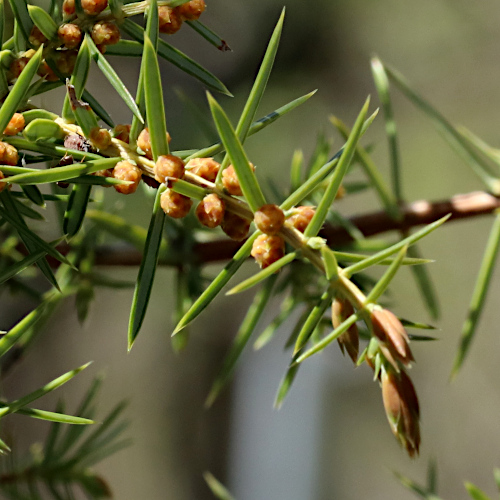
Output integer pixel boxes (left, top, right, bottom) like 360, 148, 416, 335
158, 0, 206, 35
10, 0, 207, 85
362, 307, 420, 457
328, 292, 420, 457
0, 114, 25, 190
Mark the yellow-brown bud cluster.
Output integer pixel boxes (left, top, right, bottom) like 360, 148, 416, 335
113, 161, 142, 195
254, 204, 285, 236
81, 0, 108, 16
29, 26, 47, 48
285, 206, 316, 233
113, 124, 131, 143
195, 193, 225, 228
221, 211, 250, 241
3, 114, 25, 136
160, 189, 193, 218
0, 141, 19, 166
185, 157, 220, 183
251, 234, 285, 269
158, 0, 206, 35
137, 128, 172, 160
58, 24, 83, 49
91, 21, 121, 49
222, 164, 255, 196
89, 128, 112, 151
8, 50, 35, 82
154, 155, 185, 183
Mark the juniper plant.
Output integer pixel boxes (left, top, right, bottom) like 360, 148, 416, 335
0, 0, 500, 497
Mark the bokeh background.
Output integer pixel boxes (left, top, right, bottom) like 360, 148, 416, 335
4, 0, 500, 498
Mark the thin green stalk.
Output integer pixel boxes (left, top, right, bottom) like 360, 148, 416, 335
451, 211, 500, 378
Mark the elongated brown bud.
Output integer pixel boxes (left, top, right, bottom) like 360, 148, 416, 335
332, 298, 359, 363
371, 308, 414, 367
381, 367, 420, 457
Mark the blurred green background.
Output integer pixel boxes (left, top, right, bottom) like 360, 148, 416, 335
4, 0, 500, 498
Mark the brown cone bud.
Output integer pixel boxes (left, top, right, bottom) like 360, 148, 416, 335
381, 367, 420, 457
58, 24, 82, 49
185, 157, 220, 182
160, 189, 192, 218
371, 308, 414, 366
89, 128, 112, 150
175, 0, 206, 20
113, 124, 131, 143
3, 113, 25, 136
81, 0, 108, 16
251, 234, 285, 269
285, 206, 316, 233
158, 6, 183, 34
195, 194, 225, 228
63, 0, 76, 16
254, 204, 285, 235
0, 142, 19, 166
221, 211, 250, 241
91, 21, 121, 46
332, 298, 359, 363
222, 163, 255, 196
137, 128, 171, 160
113, 161, 141, 194
154, 155, 185, 183
29, 26, 47, 48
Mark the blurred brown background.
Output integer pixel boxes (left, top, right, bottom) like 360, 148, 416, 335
4, 0, 500, 498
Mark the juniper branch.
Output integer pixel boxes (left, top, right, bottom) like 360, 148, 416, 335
74, 190, 500, 266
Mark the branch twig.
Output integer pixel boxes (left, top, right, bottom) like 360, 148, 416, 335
90, 190, 500, 266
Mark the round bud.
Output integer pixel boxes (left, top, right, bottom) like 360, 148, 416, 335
251, 234, 285, 269
29, 26, 47, 48
137, 128, 153, 159
3, 113, 25, 136
113, 124, 131, 143
58, 24, 82, 49
91, 21, 121, 46
175, 0, 206, 20
196, 194, 225, 228
154, 155, 185, 183
222, 163, 255, 196
113, 161, 142, 195
55, 50, 78, 76
9, 50, 35, 81
160, 189, 193, 218
137, 128, 171, 160
185, 157, 220, 183
158, 6, 183, 34
285, 206, 316, 233
221, 211, 250, 241
254, 204, 285, 235
38, 60, 58, 81
81, 0, 108, 16
0, 142, 19, 166
89, 128, 112, 150
62, 0, 76, 16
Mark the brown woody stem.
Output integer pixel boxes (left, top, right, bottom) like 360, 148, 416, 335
87, 190, 500, 266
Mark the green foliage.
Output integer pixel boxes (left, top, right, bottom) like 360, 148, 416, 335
0, 0, 499, 496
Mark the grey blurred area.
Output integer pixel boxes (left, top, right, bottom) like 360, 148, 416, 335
4, 0, 500, 499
